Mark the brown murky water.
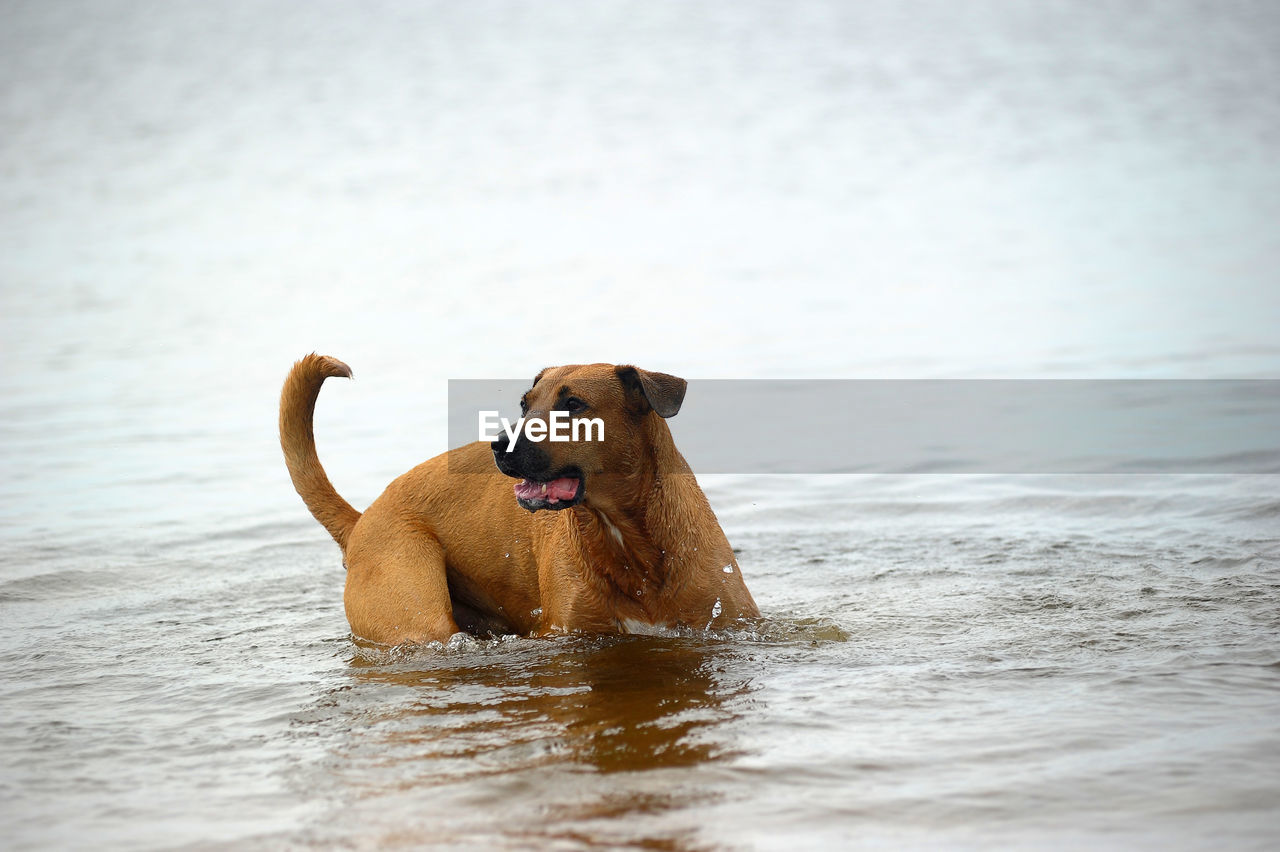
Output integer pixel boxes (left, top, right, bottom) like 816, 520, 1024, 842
3, 1, 1279, 849
4, 475, 1277, 850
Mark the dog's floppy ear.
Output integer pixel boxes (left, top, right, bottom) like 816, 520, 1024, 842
616, 365, 687, 418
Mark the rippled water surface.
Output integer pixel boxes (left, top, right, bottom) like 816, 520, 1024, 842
3, 475, 1278, 850
3, 1, 1279, 849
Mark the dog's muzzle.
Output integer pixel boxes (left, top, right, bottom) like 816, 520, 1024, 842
492, 434, 584, 512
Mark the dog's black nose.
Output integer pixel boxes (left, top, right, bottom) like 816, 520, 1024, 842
493, 429, 553, 480
492, 435, 518, 478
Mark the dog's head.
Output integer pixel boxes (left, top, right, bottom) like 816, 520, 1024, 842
492, 363, 686, 512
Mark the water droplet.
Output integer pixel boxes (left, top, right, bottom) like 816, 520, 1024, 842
723, 564, 734, 573
531, 608, 543, 617
504, 552, 510, 558
711, 598, 723, 618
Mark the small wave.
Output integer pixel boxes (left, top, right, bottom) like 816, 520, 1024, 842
351, 631, 523, 663
347, 614, 852, 664
1209, 498, 1280, 522
0, 568, 126, 602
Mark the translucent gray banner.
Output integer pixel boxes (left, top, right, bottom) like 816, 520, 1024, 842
449, 380, 1280, 474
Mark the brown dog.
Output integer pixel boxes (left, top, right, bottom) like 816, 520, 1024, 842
279, 354, 759, 645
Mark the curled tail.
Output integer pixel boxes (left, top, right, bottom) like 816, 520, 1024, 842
279, 353, 360, 551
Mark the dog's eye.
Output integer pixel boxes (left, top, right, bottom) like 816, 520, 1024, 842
520, 397, 529, 414
563, 397, 586, 413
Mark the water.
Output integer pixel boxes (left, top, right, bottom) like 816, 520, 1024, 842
2, 1, 1279, 849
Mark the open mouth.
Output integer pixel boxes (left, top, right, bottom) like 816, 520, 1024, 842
513, 471, 583, 511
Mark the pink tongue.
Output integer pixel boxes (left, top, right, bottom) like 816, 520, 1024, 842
515, 477, 579, 501
547, 477, 578, 500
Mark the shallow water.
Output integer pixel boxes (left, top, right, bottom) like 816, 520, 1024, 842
3, 1, 1279, 849
3, 475, 1278, 850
